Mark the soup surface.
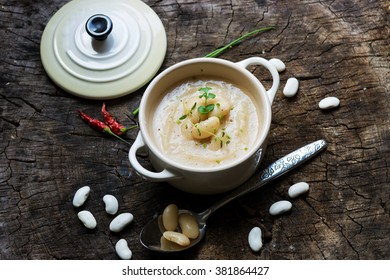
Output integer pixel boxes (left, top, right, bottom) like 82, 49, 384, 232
152, 78, 261, 168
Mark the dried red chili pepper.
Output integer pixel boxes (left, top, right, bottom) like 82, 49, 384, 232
77, 110, 131, 145
78, 110, 110, 133
101, 103, 125, 135
101, 103, 136, 135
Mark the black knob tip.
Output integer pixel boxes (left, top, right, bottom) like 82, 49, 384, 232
86, 14, 113, 41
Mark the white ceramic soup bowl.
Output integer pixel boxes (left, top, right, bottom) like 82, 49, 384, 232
129, 57, 279, 194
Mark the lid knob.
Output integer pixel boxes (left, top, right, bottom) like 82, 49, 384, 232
86, 14, 113, 41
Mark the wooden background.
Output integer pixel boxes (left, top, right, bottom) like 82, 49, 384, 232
1, 0, 389, 260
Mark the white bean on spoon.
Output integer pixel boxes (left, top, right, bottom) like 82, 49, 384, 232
162, 204, 179, 231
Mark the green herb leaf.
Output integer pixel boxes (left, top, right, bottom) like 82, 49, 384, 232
198, 87, 216, 104
197, 86, 216, 114
199, 87, 212, 95
179, 115, 187, 120
198, 104, 215, 114
190, 102, 197, 112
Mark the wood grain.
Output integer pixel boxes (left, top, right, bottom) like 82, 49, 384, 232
0, 0, 389, 259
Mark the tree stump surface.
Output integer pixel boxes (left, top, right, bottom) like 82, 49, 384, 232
0, 0, 389, 260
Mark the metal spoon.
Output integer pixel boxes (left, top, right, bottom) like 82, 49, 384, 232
140, 139, 327, 252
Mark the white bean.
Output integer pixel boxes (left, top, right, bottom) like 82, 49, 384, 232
248, 227, 263, 252
77, 210, 97, 229
163, 231, 190, 246
191, 116, 220, 139
319, 96, 340, 110
103, 195, 119, 215
178, 213, 199, 239
115, 239, 132, 260
288, 182, 310, 198
157, 215, 166, 233
208, 97, 232, 119
183, 97, 207, 123
189, 108, 208, 124
72, 186, 90, 207
109, 213, 134, 232
269, 200, 292, 216
180, 119, 194, 140
269, 58, 286, 72
283, 77, 299, 97
162, 204, 179, 231
160, 235, 185, 251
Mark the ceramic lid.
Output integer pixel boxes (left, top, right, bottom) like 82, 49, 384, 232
40, 0, 167, 99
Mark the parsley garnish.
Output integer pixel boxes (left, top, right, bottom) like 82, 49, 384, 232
197, 87, 216, 115
198, 87, 216, 101
198, 104, 215, 114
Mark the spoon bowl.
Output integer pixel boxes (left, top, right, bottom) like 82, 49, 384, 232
140, 209, 207, 252
140, 139, 327, 253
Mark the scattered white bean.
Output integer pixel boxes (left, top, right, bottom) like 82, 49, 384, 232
248, 227, 263, 252
288, 182, 310, 198
283, 77, 299, 97
109, 213, 134, 232
269, 58, 286, 72
103, 195, 119, 215
319, 96, 340, 110
72, 186, 90, 207
269, 200, 292, 216
163, 231, 190, 246
115, 239, 132, 260
77, 210, 97, 229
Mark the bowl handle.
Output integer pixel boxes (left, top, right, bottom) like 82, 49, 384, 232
129, 132, 181, 181
236, 57, 280, 104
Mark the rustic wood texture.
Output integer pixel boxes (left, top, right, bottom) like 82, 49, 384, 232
0, 0, 389, 260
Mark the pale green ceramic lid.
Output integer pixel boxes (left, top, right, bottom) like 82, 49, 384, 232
40, 0, 167, 99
